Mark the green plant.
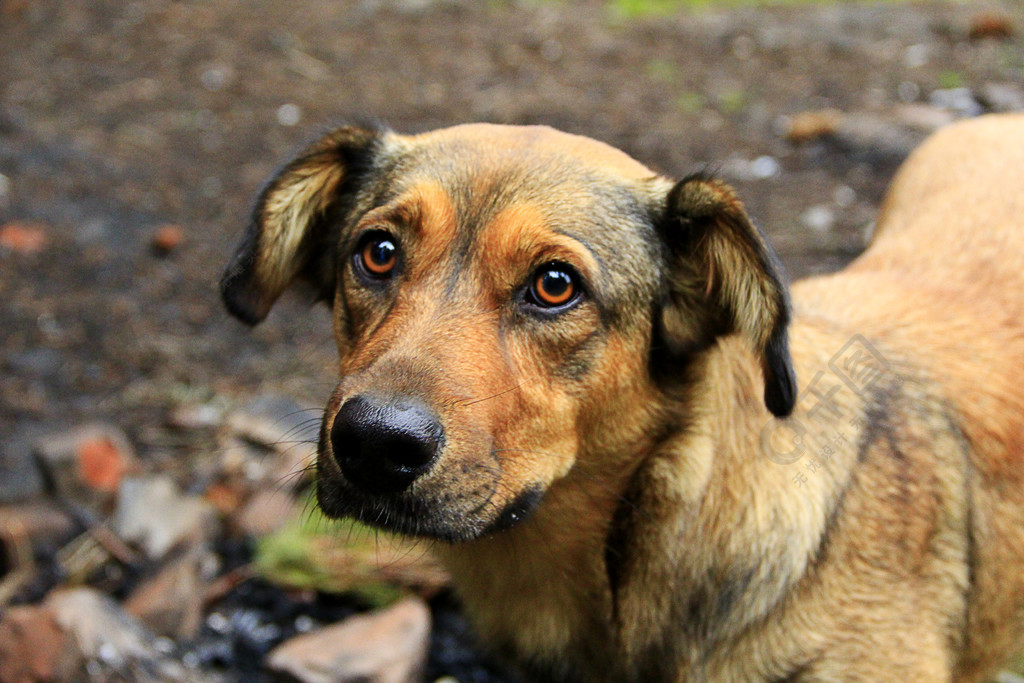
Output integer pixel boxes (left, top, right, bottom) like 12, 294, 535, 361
254, 495, 449, 605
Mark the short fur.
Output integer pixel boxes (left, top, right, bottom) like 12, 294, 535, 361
222, 115, 1024, 681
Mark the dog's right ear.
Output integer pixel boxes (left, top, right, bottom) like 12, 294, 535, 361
656, 175, 797, 417
220, 125, 381, 325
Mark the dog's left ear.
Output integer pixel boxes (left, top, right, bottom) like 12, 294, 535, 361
221, 125, 381, 325
657, 175, 796, 417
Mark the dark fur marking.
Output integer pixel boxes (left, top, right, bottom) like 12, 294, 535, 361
604, 483, 637, 614
855, 383, 898, 464
962, 457, 978, 660
682, 566, 758, 647
805, 468, 855, 573
769, 660, 814, 682
557, 328, 606, 382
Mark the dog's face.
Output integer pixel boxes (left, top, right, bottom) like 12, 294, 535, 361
222, 124, 795, 542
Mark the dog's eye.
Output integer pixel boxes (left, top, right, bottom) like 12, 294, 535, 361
527, 263, 581, 310
355, 232, 399, 280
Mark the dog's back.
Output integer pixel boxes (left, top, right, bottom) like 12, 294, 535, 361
792, 114, 1024, 680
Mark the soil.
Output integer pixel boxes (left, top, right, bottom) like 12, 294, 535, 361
2, 0, 1022, 446
1, 0, 1023, 678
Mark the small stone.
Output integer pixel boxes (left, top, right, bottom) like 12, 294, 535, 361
47, 587, 189, 682
831, 113, 924, 166
969, 12, 1015, 41
801, 205, 835, 233
784, 109, 842, 144
903, 43, 929, 69
929, 88, 983, 118
151, 224, 184, 255
267, 597, 431, 683
896, 81, 921, 104
200, 64, 234, 91
833, 185, 857, 209
0, 501, 76, 551
894, 104, 956, 132
0, 221, 48, 254
235, 488, 298, 537
125, 547, 212, 638
748, 155, 780, 180
0, 604, 79, 682
0, 434, 46, 504
720, 156, 780, 183
34, 423, 138, 509
78, 437, 128, 493
980, 82, 1024, 113
276, 103, 302, 127
169, 402, 224, 430
227, 394, 319, 489
204, 482, 245, 516
217, 436, 269, 484
113, 475, 219, 560
228, 395, 319, 449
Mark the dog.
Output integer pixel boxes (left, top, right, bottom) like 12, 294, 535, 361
222, 114, 1024, 681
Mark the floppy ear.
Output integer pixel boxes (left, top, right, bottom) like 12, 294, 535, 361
657, 174, 796, 417
220, 125, 381, 325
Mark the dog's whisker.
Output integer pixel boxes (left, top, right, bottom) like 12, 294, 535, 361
453, 383, 524, 408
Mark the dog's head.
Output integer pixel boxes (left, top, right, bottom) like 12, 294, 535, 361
222, 123, 794, 541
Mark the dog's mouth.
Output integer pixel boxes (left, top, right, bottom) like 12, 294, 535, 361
315, 466, 545, 543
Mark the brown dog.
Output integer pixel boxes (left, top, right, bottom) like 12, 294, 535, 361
222, 114, 1024, 681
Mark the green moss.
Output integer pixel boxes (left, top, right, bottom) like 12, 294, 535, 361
253, 496, 448, 607
938, 70, 965, 89
717, 88, 749, 114
675, 91, 709, 114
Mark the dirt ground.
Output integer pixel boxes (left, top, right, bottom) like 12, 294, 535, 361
2, 0, 1022, 450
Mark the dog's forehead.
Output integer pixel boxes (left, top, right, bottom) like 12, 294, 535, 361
398, 123, 658, 181
376, 123, 667, 244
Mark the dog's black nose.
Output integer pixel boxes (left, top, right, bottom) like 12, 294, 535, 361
329, 395, 443, 494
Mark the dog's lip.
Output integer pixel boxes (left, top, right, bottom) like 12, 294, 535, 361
476, 485, 544, 535
315, 474, 544, 542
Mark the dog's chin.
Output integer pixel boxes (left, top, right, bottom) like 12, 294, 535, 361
315, 477, 544, 543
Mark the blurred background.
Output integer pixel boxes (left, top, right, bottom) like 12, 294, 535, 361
1, 1, 1022, 681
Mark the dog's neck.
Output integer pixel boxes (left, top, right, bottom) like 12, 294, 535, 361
436, 335, 832, 679
435, 467, 627, 678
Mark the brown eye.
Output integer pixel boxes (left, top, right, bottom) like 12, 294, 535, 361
356, 233, 398, 279
528, 264, 580, 309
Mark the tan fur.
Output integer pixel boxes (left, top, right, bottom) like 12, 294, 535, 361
224, 115, 1024, 681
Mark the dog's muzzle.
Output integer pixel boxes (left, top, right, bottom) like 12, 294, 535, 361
329, 395, 444, 494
